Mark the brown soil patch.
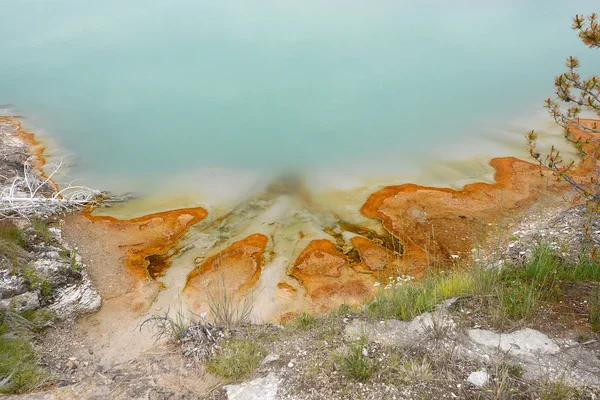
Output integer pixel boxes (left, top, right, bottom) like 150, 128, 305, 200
289, 239, 375, 307
183, 233, 269, 311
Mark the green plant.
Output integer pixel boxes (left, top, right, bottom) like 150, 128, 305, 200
206, 339, 266, 381
19, 309, 54, 332
293, 312, 315, 330
337, 337, 377, 382
527, 13, 600, 207
365, 271, 474, 321
140, 307, 197, 343
539, 377, 576, 400
206, 277, 254, 327
0, 336, 46, 394
31, 218, 53, 244
69, 249, 82, 272
400, 358, 432, 383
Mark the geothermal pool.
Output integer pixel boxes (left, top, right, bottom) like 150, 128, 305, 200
1, 0, 599, 211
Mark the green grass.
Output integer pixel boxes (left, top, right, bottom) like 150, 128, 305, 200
365, 271, 474, 321
337, 337, 377, 382
0, 309, 47, 394
0, 224, 27, 264
31, 218, 54, 244
206, 339, 266, 381
292, 312, 315, 330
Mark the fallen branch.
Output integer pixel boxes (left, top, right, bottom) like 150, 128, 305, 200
0, 157, 103, 219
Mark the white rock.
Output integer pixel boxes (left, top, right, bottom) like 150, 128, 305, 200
261, 353, 280, 365
467, 370, 489, 387
468, 328, 560, 358
224, 373, 279, 400
49, 275, 101, 318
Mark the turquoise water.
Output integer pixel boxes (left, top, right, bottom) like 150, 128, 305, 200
1, 1, 599, 200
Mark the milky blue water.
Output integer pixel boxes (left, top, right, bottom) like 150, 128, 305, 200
1, 1, 599, 201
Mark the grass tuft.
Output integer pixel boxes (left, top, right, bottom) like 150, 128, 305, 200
292, 312, 315, 330
337, 337, 377, 382
207, 339, 266, 381
365, 271, 473, 321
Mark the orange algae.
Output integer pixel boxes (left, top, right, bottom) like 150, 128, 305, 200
289, 239, 375, 305
83, 207, 208, 281
183, 234, 269, 310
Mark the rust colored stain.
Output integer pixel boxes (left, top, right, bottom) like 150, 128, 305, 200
276, 282, 297, 300
290, 239, 375, 305
83, 208, 208, 280
360, 154, 579, 269
349, 236, 421, 280
183, 234, 269, 310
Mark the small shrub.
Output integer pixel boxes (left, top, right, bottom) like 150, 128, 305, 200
207, 339, 266, 381
338, 338, 377, 382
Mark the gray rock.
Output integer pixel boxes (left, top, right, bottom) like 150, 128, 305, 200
468, 328, 560, 358
0, 270, 28, 300
467, 370, 489, 387
49, 275, 101, 318
224, 373, 279, 400
261, 353, 280, 365
2, 291, 40, 313
345, 311, 455, 346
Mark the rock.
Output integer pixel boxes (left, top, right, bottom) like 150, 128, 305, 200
2, 291, 40, 313
345, 311, 455, 346
261, 353, 280, 365
0, 270, 28, 300
467, 370, 489, 387
224, 373, 279, 400
49, 275, 101, 318
468, 328, 560, 358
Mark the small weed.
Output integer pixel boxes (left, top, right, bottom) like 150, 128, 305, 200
539, 377, 576, 400
338, 337, 377, 382
206, 277, 254, 327
400, 358, 432, 382
140, 307, 197, 343
0, 225, 25, 248
69, 250, 82, 272
31, 218, 54, 244
206, 339, 266, 381
293, 312, 315, 330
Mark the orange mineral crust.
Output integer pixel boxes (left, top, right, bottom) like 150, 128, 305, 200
183, 234, 269, 310
290, 239, 375, 305
0, 117, 47, 169
83, 208, 208, 281
361, 157, 570, 266
349, 236, 420, 279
